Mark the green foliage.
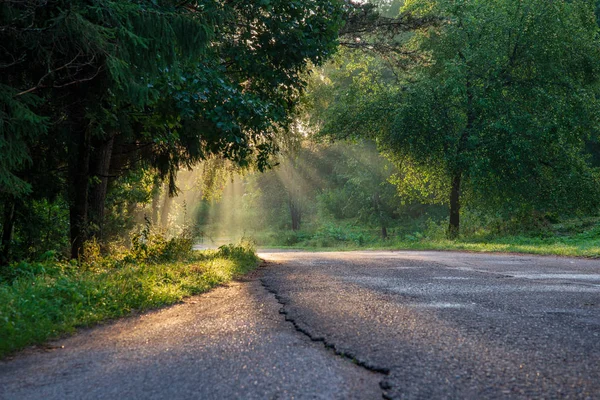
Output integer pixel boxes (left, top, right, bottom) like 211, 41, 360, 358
0, 240, 259, 358
129, 223, 193, 263
0, 0, 345, 260
401, 0, 600, 212
1, 198, 70, 261
195, 141, 417, 239
213, 240, 259, 266
248, 215, 600, 258
313, 0, 600, 236
316, 142, 399, 232
252, 225, 380, 248
0, 87, 47, 195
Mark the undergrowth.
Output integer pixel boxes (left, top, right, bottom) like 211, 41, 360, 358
0, 234, 259, 358
253, 217, 600, 258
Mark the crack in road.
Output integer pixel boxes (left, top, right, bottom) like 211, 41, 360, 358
3, 251, 597, 399
260, 272, 392, 400
0, 270, 383, 400
258, 250, 600, 399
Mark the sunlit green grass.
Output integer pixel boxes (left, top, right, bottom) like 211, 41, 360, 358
382, 237, 600, 258
0, 243, 259, 358
260, 239, 600, 257
255, 221, 600, 258
262, 240, 600, 257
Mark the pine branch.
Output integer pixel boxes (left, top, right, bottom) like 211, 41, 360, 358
0, 48, 25, 69
14, 52, 102, 96
52, 66, 103, 89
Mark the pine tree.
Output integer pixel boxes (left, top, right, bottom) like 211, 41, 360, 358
1, 0, 344, 260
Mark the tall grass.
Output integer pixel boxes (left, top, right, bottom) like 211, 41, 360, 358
0, 241, 259, 358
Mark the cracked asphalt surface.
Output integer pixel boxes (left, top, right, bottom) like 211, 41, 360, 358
0, 268, 381, 400
1, 250, 599, 399
260, 251, 600, 399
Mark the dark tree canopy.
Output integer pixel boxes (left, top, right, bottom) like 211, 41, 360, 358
0, 0, 344, 259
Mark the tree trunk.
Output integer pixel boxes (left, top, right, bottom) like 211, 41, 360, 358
150, 180, 162, 225
372, 192, 387, 239
288, 198, 301, 231
68, 128, 92, 259
448, 172, 461, 239
160, 187, 173, 229
1, 198, 16, 264
447, 58, 473, 241
88, 134, 115, 243
381, 225, 388, 240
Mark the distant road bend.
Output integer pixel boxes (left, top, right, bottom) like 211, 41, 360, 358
1, 250, 599, 399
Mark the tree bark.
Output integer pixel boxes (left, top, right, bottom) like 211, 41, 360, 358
1, 198, 16, 264
160, 186, 173, 229
381, 225, 388, 240
68, 127, 92, 259
372, 192, 388, 239
288, 197, 301, 231
448, 172, 461, 239
88, 134, 115, 243
150, 180, 162, 225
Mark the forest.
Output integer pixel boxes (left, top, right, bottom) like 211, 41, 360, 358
196, 0, 600, 254
2, 0, 600, 354
3, 0, 600, 263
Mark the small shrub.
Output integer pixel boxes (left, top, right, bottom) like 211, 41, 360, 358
130, 223, 192, 263
423, 218, 446, 240
81, 239, 102, 266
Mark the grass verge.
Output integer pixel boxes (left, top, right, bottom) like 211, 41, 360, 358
0, 242, 259, 358
258, 241, 598, 257
255, 228, 600, 258
381, 237, 600, 257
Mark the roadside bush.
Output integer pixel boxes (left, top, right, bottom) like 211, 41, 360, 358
422, 218, 446, 240
129, 224, 192, 262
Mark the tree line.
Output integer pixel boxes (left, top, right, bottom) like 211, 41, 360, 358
0, 0, 355, 262
3, 0, 600, 263
312, 0, 600, 237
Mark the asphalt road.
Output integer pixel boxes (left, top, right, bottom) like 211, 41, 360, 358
260, 251, 600, 399
0, 268, 381, 400
1, 250, 599, 399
